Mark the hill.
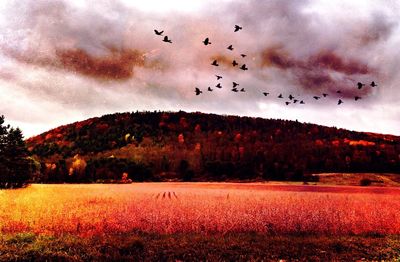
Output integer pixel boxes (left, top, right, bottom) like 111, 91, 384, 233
26, 111, 400, 183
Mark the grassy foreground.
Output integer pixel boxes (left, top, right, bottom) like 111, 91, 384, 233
1, 232, 400, 261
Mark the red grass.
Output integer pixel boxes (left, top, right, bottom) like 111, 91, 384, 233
1, 183, 400, 237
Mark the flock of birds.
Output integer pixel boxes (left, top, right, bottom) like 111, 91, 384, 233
154, 25, 378, 106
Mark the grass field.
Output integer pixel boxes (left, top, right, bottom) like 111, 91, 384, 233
1, 182, 400, 260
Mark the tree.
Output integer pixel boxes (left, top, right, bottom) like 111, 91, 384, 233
0, 115, 33, 188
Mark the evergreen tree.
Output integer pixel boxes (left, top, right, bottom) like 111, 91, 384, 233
0, 115, 32, 188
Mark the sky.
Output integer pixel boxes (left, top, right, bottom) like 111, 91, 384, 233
0, 0, 400, 138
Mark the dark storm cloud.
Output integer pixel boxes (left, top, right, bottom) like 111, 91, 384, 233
1, 0, 400, 136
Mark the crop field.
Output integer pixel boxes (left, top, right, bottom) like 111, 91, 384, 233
1, 183, 400, 237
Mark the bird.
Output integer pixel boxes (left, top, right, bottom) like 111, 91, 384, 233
240, 64, 248, 71
338, 99, 343, 105
288, 94, 294, 100
300, 100, 305, 104
336, 90, 342, 94
207, 87, 213, 92
211, 60, 219, 66
263, 92, 269, 96
313, 96, 321, 100
203, 37, 211, 45
195, 87, 202, 95
354, 96, 361, 101
234, 25, 243, 32
240, 88, 245, 92
240, 54, 247, 58
154, 29, 164, 36
357, 82, 365, 89
278, 94, 283, 98
371, 81, 377, 87
163, 36, 172, 43
227, 45, 234, 51
232, 88, 239, 92
322, 93, 328, 97
215, 75, 223, 80
285, 102, 290, 105
232, 82, 239, 87
216, 83, 222, 88
232, 60, 239, 67
293, 99, 298, 103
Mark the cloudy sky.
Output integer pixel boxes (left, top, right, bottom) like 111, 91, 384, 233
1, 0, 399, 138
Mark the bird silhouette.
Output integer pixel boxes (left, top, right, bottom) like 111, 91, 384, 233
195, 88, 202, 95
208, 87, 213, 92
293, 99, 298, 103
357, 82, 365, 89
240, 88, 245, 92
354, 96, 361, 101
211, 60, 219, 66
233, 82, 239, 87
263, 92, 269, 96
234, 25, 243, 32
154, 29, 164, 35
240, 54, 247, 58
163, 36, 172, 43
227, 45, 234, 51
371, 81, 377, 87
278, 94, 283, 98
322, 93, 328, 97
203, 37, 211, 45
285, 102, 290, 105
300, 100, 305, 104
232, 88, 239, 92
216, 83, 222, 88
215, 75, 223, 80
240, 64, 248, 70
336, 90, 342, 94
338, 99, 343, 105
313, 96, 321, 100
232, 60, 239, 67
288, 94, 294, 100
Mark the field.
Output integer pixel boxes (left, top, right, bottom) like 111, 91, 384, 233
1, 182, 400, 260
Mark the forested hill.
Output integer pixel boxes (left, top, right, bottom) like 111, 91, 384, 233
26, 111, 400, 183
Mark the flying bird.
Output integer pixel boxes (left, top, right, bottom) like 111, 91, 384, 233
232, 88, 239, 92
354, 96, 361, 101
357, 82, 365, 89
313, 96, 321, 100
232, 82, 239, 87
154, 29, 164, 36
336, 90, 342, 94
163, 36, 172, 43
322, 93, 328, 97
232, 60, 239, 67
293, 99, 298, 103
211, 60, 219, 66
240, 88, 245, 92
338, 99, 343, 105
215, 75, 223, 80
216, 83, 222, 88
285, 102, 290, 105
195, 88, 202, 95
227, 45, 234, 51
278, 94, 283, 98
300, 100, 305, 104
203, 37, 211, 45
208, 87, 213, 92
240, 54, 247, 58
234, 25, 243, 32
288, 94, 294, 100
240, 64, 248, 71
371, 81, 378, 87
263, 92, 269, 96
